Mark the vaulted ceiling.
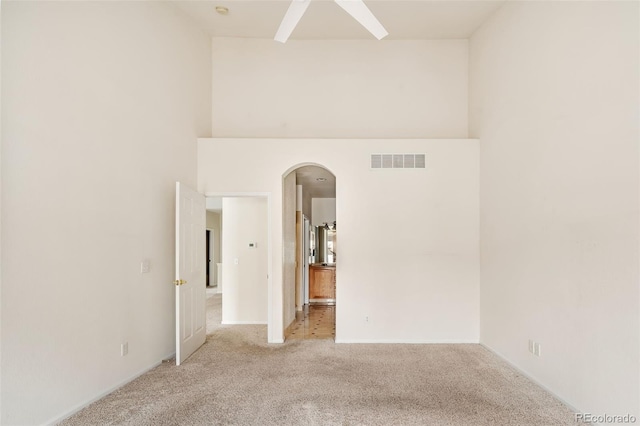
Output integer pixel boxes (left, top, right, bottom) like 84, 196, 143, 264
180, 0, 505, 200
171, 0, 505, 40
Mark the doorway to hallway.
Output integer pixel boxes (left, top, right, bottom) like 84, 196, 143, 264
205, 195, 269, 336
283, 164, 336, 342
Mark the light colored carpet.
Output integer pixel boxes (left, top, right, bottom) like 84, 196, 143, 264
61, 294, 577, 426
205, 287, 222, 333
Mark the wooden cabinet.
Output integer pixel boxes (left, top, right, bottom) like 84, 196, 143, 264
309, 265, 336, 301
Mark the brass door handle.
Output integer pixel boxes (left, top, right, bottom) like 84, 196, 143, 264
173, 279, 187, 286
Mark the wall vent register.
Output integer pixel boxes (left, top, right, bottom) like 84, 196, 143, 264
370, 154, 426, 169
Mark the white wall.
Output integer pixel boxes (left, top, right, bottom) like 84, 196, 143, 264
282, 172, 297, 329
296, 185, 304, 311
1, 2, 211, 424
206, 211, 221, 285
312, 198, 336, 227
198, 139, 479, 344
211, 38, 468, 139
470, 1, 639, 418
0, 1, 4, 420
221, 198, 268, 324
302, 185, 312, 222
296, 185, 303, 212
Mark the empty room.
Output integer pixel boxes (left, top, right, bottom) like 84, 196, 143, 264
1, 0, 638, 425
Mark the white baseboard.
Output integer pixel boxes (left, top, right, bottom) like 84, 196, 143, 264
46, 360, 163, 425
334, 339, 479, 344
479, 343, 583, 416
221, 320, 267, 325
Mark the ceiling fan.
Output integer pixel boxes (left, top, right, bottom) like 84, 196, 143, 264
274, 0, 388, 43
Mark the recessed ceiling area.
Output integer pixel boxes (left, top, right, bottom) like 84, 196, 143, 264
296, 165, 336, 198
170, 1, 506, 40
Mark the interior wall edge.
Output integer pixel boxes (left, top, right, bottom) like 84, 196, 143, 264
479, 343, 582, 414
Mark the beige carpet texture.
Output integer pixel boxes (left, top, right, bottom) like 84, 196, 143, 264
61, 294, 577, 426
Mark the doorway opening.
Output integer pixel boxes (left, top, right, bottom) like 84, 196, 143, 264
205, 195, 269, 337
206, 229, 216, 288
205, 197, 222, 335
282, 164, 337, 341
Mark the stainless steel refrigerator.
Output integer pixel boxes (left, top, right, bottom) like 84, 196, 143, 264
310, 223, 336, 265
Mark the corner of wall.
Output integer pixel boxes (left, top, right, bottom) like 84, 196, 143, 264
470, 0, 639, 418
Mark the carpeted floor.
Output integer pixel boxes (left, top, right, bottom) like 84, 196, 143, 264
205, 287, 222, 333
61, 293, 577, 426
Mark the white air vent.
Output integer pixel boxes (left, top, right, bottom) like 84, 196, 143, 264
370, 153, 426, 169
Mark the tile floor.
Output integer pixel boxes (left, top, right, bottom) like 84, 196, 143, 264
287, 304, 335, 340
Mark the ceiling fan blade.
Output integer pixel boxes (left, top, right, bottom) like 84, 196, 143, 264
334, 0, 388, 40
274, 0, 312, 43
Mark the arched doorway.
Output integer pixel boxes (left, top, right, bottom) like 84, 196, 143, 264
282, 164, 336, 340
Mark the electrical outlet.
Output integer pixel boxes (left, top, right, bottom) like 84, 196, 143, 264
534, 342, 541, 357
141, 259, 150, 273
121, 342, 128, 357
234, 258, 239, 265
365, 316, 369, 322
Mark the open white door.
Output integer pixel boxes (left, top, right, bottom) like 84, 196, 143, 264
175, 182, 206, 365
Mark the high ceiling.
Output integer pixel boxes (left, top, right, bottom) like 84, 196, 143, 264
178, 1, 504, 201
171, 1, 505, 40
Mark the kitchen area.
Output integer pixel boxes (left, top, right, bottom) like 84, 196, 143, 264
309, 222, 336, 305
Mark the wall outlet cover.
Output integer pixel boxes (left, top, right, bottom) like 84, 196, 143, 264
534, 342, 541, 357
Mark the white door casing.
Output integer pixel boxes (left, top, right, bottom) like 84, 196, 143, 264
175, 182, 206, 365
